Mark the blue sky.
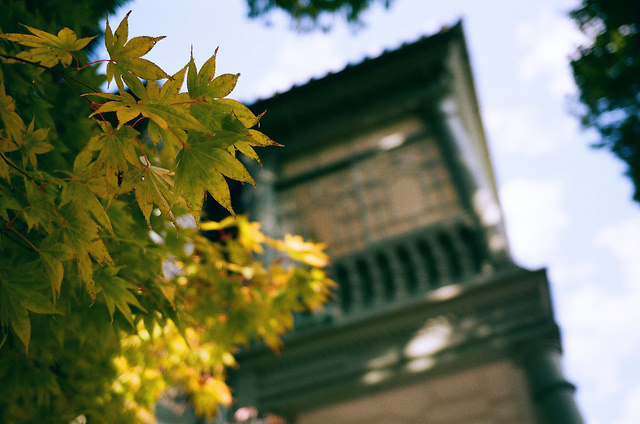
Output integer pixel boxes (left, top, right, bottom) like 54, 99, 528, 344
102, 1, 640, 423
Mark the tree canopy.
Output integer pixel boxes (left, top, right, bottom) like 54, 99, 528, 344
246, 0, 393, 27
570, 0, 640, 201
0, 1, 333, 422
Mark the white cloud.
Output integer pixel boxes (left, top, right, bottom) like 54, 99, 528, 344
594, 217, 640, 289
561, 281, 640, 397
485, 106, 577, 157
499, 178, 568, 267
613, 384, 640, 424
548, 261, 598, 286
515, 7, 587, 97
557, 216, 640, 418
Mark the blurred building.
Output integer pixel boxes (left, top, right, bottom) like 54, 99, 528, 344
228, 22, 583, 424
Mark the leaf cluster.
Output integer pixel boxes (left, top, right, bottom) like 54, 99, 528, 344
246, 0, 394, 28
570, 0, 640, 201
0, 9, 333, 423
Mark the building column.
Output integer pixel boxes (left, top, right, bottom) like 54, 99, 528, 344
517, 341, 584, 424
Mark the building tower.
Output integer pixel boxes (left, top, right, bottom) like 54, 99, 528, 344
231, 22, 583, 424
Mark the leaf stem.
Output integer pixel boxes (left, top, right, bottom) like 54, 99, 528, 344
3, 209, 39, 252
61, 74, 94, 102
168, 127, 187, 148
39, 177, 76, 189
76, 58, 113, 72
63, 72, 100, 94
134, 137, 151, 167
0, 152, 37, 182
131, 116, 145, 129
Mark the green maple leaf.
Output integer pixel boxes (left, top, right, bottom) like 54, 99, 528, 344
246, 129, 281, 147
185, 61, 280, 162
58, 205, 113, 297
95, 267, 145, 325
20, 120, 52, 169
0, 270, 58, 353
187, 49, 240, 100
210, 98, 261, 128
130, 159, 182, 227
3, 277, 57, 316
232, 129, 283, 164
0, 190, 21, 221
60, 179, 113, 234
22, 180, 57, 233
0, 82, 25, 141
0, 26, 95, 68
175, 135, 254, 215
0, 287, 30, 353
139, 65, 195, 153
39, 240, 74, 299
89, 66, 205, 139
104, 12, 170, 93
81, 121, 139, 194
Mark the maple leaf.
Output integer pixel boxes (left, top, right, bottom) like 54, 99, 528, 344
80, 121, 139, 194
129, 158, 182, 227
268, 234, 329, 267
246, 129, 281, 147
89, 67, 204, 140
22, 180, 57, 233
0, 82, 25, 141
187, 50, 239, 101
0, 272, 58, 353
175, 134, 255, 216
58, 205, 113, 297
191, 377, 232, 418
210, 99, 261, 128
0, 286, 30, 353
140, 66, 195, 153
201, 215, 267, 253
39, 239, 74, 299
60, 179, 114, 234
20, 120, 52, 169
95, 267, 146, 325
186, 51, 258, 131
0, 26, 95, 68
104, 12, 170, 93
232, 129, 283, 164
0, 190, 21, 221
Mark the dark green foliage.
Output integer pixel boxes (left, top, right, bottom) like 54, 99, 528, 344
1, 3, 129, 420
2, 0, 124, 39
570, 0, 640, 201
246, 0, 393, 25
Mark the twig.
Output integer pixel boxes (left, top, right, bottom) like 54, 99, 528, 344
0, 52, 51, 71
3, 209, 39, 252
0, 152, 37, 182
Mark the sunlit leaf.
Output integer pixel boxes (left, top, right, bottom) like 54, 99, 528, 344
0, 26, 95, 67
104, 12, 169, 92
131, 161, 181, 227
175, 137, 254, 215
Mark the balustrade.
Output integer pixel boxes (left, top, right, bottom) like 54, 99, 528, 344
293, 214, 493, 330
329, 214, 491, 318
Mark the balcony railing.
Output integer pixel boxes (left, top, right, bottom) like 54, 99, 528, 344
296, 213, 494, 328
